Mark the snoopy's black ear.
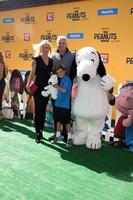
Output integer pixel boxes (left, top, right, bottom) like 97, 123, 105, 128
97, 52, 106, 77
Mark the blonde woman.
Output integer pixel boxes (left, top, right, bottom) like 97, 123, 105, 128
0, 52, 6, 120
26, 40, 53, 143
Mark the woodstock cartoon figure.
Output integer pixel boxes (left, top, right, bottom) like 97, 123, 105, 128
72, 47, 115, 149
41, 74, 58, 100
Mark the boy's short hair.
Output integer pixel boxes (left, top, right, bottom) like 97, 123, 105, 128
54, 64, 66, 73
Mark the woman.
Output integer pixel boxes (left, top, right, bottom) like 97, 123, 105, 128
0, 52, 6, 120
26, 40, 53, 143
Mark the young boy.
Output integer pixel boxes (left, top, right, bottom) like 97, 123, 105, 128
51, 65, 73, 147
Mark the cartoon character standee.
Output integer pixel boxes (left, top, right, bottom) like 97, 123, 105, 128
9, 69, 24, 118
113, 82, 133, 151
23, 70, 35, 120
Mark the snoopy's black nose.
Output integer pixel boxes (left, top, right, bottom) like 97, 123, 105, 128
82, 74, 90, 81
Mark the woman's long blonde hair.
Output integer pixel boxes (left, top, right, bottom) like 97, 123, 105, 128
32, 40, 52, 57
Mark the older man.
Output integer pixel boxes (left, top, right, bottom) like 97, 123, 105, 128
52, 35, 76, 80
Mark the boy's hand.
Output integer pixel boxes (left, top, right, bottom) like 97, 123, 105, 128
53, 84, 59, 89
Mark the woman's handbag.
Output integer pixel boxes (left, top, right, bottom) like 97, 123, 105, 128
29, 81, 38, 96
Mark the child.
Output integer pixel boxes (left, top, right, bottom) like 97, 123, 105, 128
51, 65, 73, 147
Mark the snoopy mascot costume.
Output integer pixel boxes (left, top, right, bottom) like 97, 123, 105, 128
72, 47, 115, 149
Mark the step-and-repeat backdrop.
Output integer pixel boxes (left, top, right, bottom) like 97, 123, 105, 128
0, 0, 133, 90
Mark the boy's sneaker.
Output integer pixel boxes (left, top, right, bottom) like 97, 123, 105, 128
48, 134, 56, 141
67, 138, 73, 148
51, 135, 64, 144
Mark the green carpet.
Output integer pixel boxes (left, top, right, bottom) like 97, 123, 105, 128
0, 119, 133, 200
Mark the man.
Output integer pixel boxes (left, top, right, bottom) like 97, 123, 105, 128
53, 35, 76, 81
49, 35, 77, 142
